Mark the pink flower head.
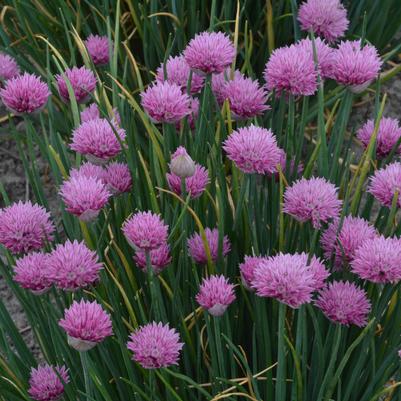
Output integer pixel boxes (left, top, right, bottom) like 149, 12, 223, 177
141, 81, 191, 124
272, 148, 304, 179
0, 201, 54, 254
167, 164, 209, 199
188, 227, 231, 264
264, 44, 318, 96
70, 162, 106, 182
104, 162, 132, 195
13, 252, 52, 295
283, 177, 342, 228
222, 74, 269, 119
133, 243, 172, 274
308, 255, 331, 290
28, 364, 69, 401
196, 275, 236, 316
321, 216, 376, 267
48, 240, 103, 291
70, 118, 126, 164
315, 281, 371, 326
332, 40, 382, 93
59, 175, 110, 222
81, 103, 99, 122
223, 124, 282, 174
357, 117, 401, 159
187, 96, 200, 128
239, 256, 268, 290
184, 31, 235, 75
127, 322, 183, 369
0, 53, 20, 82
176, 97, 200, 131
156, 55, 204, 94
84, 34, 110, 66
298, 0, 349, 42
296, 37, 335, 79
351, 236, 401, 283
56, 66, 97, 103
0, 73, 50, 114
122, 211, 169, 251
251, 253, 329, 308
212, 68, 242, 105
59, 299, 112, 351
81, 103, 121, 126
368, 162, 401, 208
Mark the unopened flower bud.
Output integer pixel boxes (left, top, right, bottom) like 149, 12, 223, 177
170, 146, 196, 178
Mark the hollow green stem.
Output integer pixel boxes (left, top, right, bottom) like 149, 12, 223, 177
80, 351, 92, 401
146, 250, 160, 321
276, 302, 287, 401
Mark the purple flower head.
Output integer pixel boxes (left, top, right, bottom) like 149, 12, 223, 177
321, 216, 377, 268
368, 162, 401, 208
351, 236, 401, 283
252, 253, 328, 308
56, 66, 97, 103
70, 118, 126, 164
184, 31, 235, 75
308, 255, 331, 290
316, 281, 371, 326
169, 146, 196, 178
104, 162, 132, 195
28, 364, 69, 401
223, 124, 282, 175
59, 299, 112, 351
0, 53, 20, 82
0, 201, 54, 254
133, 243, 172, 275
84, 34, 110, 66
175, 97, 200, 132
212, 68, 242, 105
196, 275, 236, 316
239, 256, 268, 290
283, 177, 342, 228
0, 73, 50, 114
222, 74, 269, 119
188, 227, 231, 264
167, 164, 209, 199
251, 253, 313, 308
70, 162, 106, 182
264, 44, 318, 96
332, 40, 382, 93
296, 37, 335, 79
298, 0, 349, 42
156, 55, 204, 94
48, 240, 103, 291
269, 148, 304, 181
127, 322, 183, 369
122, 211, 169, 251
81, 103, 121, 126
59, 175, 110, 222
357, 117, 401, 159
81, 103, 100, 122
13, 252, 52, 295
141, 81, 191, 124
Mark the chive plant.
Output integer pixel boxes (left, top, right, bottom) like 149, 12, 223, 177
0, 1, 401, 401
